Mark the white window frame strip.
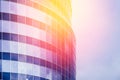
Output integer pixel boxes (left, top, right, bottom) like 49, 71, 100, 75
0, 40, 53, 63
1, 21, 49, 43
1, 60, 52, 78
1, 1, 52, 26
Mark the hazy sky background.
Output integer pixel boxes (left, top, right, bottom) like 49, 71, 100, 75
72, 0, 120, 80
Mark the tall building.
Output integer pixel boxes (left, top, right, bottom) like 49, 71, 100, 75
0, 0, 76, 80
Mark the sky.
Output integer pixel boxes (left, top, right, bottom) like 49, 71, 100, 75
72, 0, 120, 80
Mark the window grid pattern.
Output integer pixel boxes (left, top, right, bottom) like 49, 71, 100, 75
0, 0, 76, 80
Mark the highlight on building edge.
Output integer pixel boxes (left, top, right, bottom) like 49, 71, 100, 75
0, 0, 76, 80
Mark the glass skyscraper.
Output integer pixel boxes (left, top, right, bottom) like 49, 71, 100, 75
0, 0, 76, 80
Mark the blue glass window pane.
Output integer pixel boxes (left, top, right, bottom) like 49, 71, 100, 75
3, 33, 10, 40
0, 52, 2, 59
11, 34, 18, 41
34, 76, 40, 80
3, 52, 10, 60
11, 73, 18, 80
11, 53, 18, 61
18, 54, 26, 62
27, 75, 33, 80
3, 13, 10, 20
3, 72, 10, 80
0, 72, 2, 79
0, 13, 1, 20
18, 74, 26, 80
27, 56, 33, 63
34, 57, 40, 65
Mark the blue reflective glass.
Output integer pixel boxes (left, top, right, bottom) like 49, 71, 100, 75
11, 53, 18, 61
27, 56, 33, 63
3, 52, 10, 60
27, 75, 33, 80
34, 57, 40, 65
0, 72, 2, 79
11, 34, 18, 41
11, 73, 18, 79
3, 72, 10, 80
3, 13, 9, 20
0, 52, 2, 59
3, 33, 10, 40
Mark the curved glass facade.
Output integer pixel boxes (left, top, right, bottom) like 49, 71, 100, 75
0, 0, 76, 80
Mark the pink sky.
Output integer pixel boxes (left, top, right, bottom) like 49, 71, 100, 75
72, 0, 120, 80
